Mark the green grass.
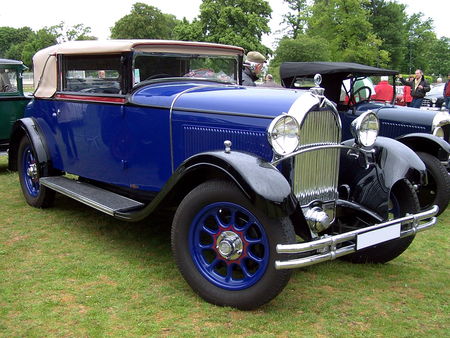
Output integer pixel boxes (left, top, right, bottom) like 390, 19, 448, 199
0, 156, 449, 337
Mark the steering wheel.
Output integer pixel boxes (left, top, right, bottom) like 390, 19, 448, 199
352, 86, 372, 104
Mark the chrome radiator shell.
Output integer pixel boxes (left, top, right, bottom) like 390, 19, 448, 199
292, 108, 341, 206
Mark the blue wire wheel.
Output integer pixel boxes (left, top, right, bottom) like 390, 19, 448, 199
21, 144, 40, 197
189, 202, 270, 290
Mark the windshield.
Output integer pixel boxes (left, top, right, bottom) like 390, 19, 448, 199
133, 52, 239, 85
0, 68, 19, 93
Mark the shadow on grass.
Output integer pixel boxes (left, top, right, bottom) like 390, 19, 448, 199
50, 193, 173, 257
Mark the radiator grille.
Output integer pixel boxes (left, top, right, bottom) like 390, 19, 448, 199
293, 110, 341, 205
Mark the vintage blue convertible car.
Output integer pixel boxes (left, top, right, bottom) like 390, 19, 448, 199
281, 62, 450, 215
9, 41, 438, 309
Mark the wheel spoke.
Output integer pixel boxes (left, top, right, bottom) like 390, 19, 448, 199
240, 262, 253, 278
247, 250, 264, 263
201, 224, 217, 236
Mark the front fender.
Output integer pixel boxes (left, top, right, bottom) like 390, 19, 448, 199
8, 117, 50, 172
340, 137, 426, 218
396, 133, 450, 161
373, 136, 427, 188
115, 151, 298, 222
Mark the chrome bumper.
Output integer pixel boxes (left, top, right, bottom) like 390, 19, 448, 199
275, 205, 439, 270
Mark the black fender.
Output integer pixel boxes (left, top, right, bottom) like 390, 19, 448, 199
115, 151, 299, 222
396, 133, 450, 162
8, 118, 50, 172
340, 137, 426, 218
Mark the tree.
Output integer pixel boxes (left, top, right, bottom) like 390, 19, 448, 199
402, 13, 437, 74
307, 0, 389, 66
20, 28, 59, 68
110, 2, 180, 39
282, 0, 310, 39
427, 37, 450, 77
174, 0, 272, 55
272, 35, 331, 66
364, 0, 408, 71
0, 27, 33, 58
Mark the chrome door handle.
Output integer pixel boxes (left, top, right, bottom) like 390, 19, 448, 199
52, 109, 61, 117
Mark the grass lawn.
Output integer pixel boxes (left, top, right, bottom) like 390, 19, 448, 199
0, 156, 448, 337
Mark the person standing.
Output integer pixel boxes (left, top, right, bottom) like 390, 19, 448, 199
242, 51, 266, 86
260, 74, 281, 87
372, 76, 393, 102
398, 69, 430, 108
444, 73, 450, 110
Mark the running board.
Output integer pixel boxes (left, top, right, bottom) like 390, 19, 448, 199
40, 176, 145, 216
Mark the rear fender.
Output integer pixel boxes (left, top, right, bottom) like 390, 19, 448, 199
8, 118, 50, 172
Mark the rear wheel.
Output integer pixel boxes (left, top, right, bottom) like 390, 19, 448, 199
342, 180, 419, 264
171, 180, 296, 310
416, 152, 450, 216
18, 136, 55, 208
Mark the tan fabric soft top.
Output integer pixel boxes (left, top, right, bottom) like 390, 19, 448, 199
33, 40, 244, 98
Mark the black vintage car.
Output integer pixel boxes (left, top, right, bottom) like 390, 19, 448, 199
281, 62, 450, 215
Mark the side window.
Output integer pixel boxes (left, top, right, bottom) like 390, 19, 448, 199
0, 68, 18, 93
62, 55, 122, 94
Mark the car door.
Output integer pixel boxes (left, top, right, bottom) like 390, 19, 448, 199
46, 54, 130, 186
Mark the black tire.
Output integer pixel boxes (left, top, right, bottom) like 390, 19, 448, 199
342, 180, 419, 264
17, 136, 55, 208
171, 180, 296, 310
416, 151, 450, 216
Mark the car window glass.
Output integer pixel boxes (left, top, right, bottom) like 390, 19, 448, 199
292, 77, 315, 88
133, 53, 238, 84
62, 55, 122, 94
0, 68, 18, 93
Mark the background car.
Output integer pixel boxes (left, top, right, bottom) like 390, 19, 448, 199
281, 61, 450, 215
0, 59, 29, 153
422, 83, 445, 109
8, 41, 438, 309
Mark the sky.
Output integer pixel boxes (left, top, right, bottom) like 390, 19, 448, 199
0, 0, 448, 50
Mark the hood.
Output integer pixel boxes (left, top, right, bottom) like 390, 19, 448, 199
357, 102, 440, 127
129, 80, 305, 118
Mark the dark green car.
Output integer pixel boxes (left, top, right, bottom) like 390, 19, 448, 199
0, 59, 29, 152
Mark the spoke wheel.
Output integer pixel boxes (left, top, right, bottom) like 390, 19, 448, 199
189, 202, 269, 290
18, 136, 54, 208
172, 180, 295, 309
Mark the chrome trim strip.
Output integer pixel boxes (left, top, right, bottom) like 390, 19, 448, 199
169, 85, 213, 173
275, 205, 439, 270
271, 144, 358, 166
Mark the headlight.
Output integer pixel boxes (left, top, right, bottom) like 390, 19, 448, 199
267, 115, 300, 155
351, 111, 379, 148
431, 97, 437, 104
432, 111, 450, 140
433, 126, 444, 138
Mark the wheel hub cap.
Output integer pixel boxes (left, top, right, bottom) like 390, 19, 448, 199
216, 231, 243, 260
27, 163, 38, 181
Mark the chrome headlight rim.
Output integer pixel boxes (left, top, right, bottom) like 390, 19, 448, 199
351, 110, 379, 148
267, 114, 300, 156
432, 111, 450, 138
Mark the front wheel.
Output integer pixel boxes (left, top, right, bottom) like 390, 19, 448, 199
342, 180, 419, 264
18, 136, 55, 208
171, 180, 296, 310
416, 152, 450, 216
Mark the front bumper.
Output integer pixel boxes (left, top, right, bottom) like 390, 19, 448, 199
275, 205, 439, 270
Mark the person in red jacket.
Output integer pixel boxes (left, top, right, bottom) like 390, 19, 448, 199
373, 76, 393, 102
444, 73, 450, 110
